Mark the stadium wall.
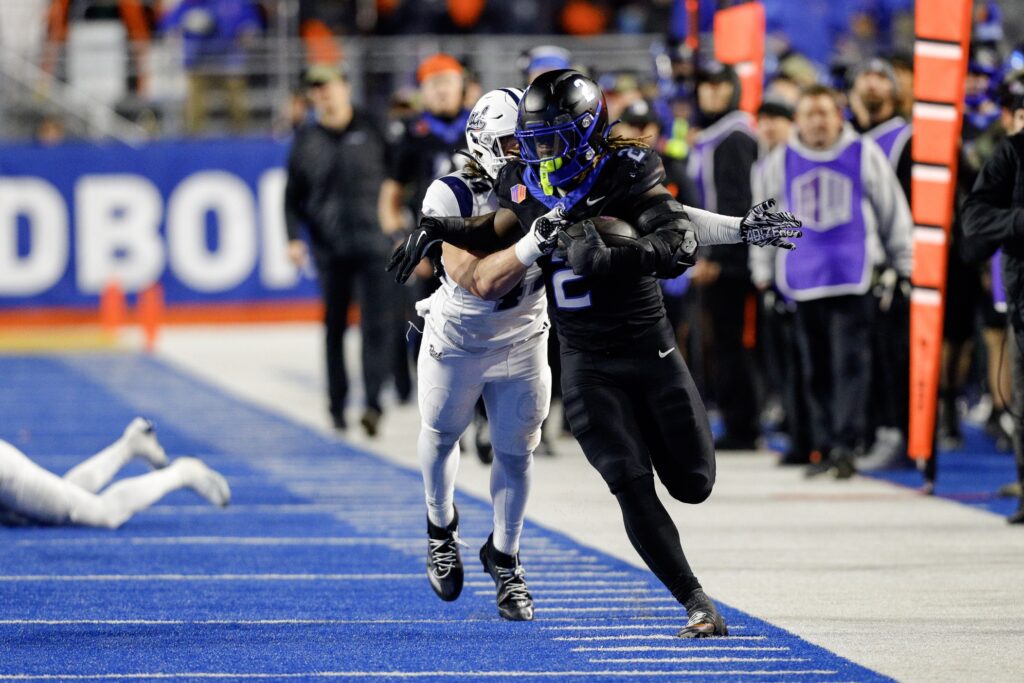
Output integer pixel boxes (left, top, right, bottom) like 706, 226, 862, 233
0, 139, 322, 324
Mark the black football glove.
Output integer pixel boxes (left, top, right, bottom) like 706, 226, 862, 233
556, 220, 697, 279
556, 221, 611, 277
740, 199, 802, 250
386, 217, 445, 284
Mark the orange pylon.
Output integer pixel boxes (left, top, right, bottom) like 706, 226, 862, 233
99, 281, 127, 338
137, 283, 165, 353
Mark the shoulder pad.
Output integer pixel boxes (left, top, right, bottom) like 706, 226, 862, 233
612, 146, 667, 196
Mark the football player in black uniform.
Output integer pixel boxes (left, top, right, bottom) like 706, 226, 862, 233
388, 69, 801, 637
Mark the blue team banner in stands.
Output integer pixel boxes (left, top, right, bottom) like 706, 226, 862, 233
0, 139, 320, 308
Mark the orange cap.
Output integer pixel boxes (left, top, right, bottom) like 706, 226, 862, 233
417, 53, 464, 83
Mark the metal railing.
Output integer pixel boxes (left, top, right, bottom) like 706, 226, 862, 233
0, 31, 667, 141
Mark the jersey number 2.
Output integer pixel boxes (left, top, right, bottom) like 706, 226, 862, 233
552, 265, 592, 310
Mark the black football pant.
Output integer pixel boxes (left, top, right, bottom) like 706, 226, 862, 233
318, 255, 393, 419
702, 277, 761, 442
795, 294, 875, 454
1011, 326, 1024, 492
870, 289, 910, 435
560, 318, 715, 603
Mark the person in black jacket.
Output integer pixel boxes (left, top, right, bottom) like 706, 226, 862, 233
958, 83, 1024, 524
285, 64, 394, 436
961, 80, 1024, 525
686, 62, 761, 450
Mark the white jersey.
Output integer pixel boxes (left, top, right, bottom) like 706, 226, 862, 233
419, 169, 548, 353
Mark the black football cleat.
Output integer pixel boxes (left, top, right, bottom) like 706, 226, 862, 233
677, 589, 728, 638
1008, 504, 1024, 525
480, 534, 534, 621
426, 508, 465, 601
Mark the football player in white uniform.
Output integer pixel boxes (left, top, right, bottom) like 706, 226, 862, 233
0, 418, 230, 528
416, 88, 550, 621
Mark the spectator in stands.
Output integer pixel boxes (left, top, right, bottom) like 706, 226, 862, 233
752, 95, 812, 466
600, 71, 644, 122
34, 114, 66, 146
751, 85, 912, 479
847, 58, 914, 471
519, 45, 573, 85
284, 64, 394, 437
687, 61, 762, 451
159, 0, 263, 135
756, 96, 794, 154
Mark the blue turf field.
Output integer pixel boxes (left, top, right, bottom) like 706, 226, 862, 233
0, 354, 889, 681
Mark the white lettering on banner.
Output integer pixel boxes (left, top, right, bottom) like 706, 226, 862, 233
0, 178, 68, 296
76, 174, 165, 293
167, 171, 258, 292
258, 168, 299, 288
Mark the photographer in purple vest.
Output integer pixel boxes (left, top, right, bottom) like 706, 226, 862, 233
848, 58, 914, 472
686, 61, 762, 451
751, 85, 913, 479
962, 77, 1024, 525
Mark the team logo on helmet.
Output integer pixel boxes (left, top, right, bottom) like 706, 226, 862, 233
467, 105, 489, 131
511, 184, 527, 203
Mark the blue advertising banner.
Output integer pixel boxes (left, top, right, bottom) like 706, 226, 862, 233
0, 138, 320, 309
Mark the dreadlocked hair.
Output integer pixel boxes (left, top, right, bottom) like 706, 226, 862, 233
602, 135, 653, 151
461, 157, 492, 181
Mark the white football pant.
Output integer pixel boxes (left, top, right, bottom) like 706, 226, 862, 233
417, 325, 551, 555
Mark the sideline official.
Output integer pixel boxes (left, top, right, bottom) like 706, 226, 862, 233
962, 78, 1024, 525
284, 64, 394, 437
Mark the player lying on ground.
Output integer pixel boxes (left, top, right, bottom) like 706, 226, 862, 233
0, 418, 230, 528
390, 69, 800, 637
415, 88, 549, 621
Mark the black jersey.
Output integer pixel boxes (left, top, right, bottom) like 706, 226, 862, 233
496, 145, 671, 352
388, 109, 471, 223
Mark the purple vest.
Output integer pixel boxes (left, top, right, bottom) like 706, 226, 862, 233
687, 111, 755, 211
779, 138, 871, 301
993, 249, 1007, 312
865, 117, 911, 169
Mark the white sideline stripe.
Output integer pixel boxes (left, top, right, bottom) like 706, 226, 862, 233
544, 626, 745, 634
473, 589, 658, 596
555, 635, 768, 641
0, 618, 533, 626
0, 671, 840, 680
465, 581, 647, 588
593, 655, 806, 663
12, 537, 423, 547
591, 657, 806, 664
540, 607, 682, 613
545, 624, 747, 631
531, 597, 674, 604
577, 651, 782, 655
0, 574, 421, 582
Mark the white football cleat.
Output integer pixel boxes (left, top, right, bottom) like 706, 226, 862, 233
174, 457, 231, 508
123, 418, 169, 469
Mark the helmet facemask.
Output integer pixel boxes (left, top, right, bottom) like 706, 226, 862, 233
516, 99, 605, 194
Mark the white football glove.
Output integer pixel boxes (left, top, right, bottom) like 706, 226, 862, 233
514, 206, 567, 266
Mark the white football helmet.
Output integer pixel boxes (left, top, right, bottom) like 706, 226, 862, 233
465, 88, 524, 180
